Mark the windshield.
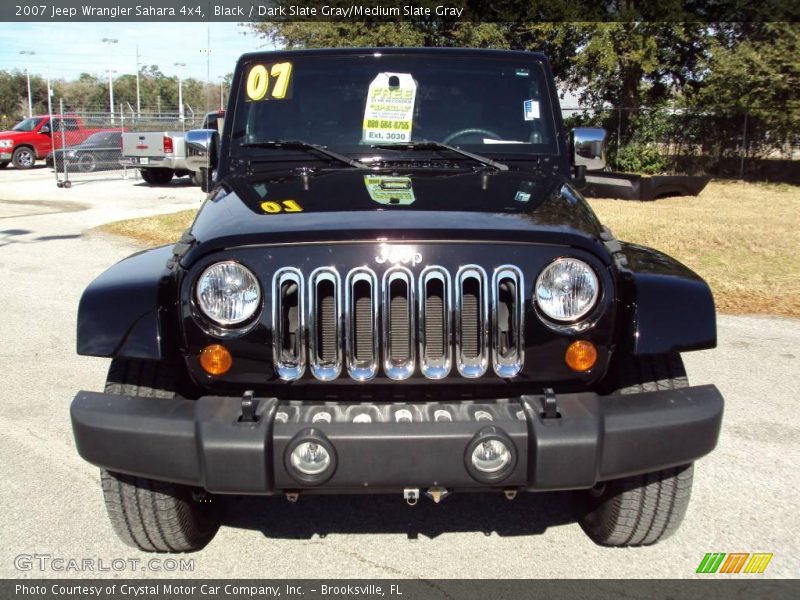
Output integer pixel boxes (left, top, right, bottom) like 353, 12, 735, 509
231, 53, 557, 159
83, 131, 119, 146
12, 117, 43, 132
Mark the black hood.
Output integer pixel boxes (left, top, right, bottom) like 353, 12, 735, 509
184, 168, 609, 265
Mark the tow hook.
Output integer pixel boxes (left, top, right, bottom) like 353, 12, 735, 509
424, 487, 449, 504
285, 492, 300, 503
240, 390, 258, 423
403, 488, 419, 506
504, 489, 518, 501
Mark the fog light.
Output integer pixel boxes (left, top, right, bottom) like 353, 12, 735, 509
471, 440, 511, 474
565, 340, 597, 372
199, 344, 232, 375
465, 427, 517, 483
290, 442, 331, 476
284, 429, 337, 486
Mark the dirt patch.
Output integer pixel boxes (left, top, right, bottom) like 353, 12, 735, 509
0, 199, 89, 219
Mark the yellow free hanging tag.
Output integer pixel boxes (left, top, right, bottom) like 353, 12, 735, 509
362, 73, 417, 144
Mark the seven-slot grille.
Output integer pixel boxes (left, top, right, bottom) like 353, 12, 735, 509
272, 265, 524, 381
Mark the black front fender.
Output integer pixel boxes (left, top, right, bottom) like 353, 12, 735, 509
617, 242, 716, 355
77, 245, 176, 359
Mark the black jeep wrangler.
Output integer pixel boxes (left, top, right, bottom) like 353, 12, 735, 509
71, 48, 723, 552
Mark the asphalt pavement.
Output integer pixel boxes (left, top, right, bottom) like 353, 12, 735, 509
1, 168, 797, 579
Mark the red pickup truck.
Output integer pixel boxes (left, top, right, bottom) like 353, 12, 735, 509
0, 115, 107, 170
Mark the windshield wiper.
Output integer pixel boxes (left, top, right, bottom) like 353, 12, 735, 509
371, 140, 509, 171
241, 139, 369, 170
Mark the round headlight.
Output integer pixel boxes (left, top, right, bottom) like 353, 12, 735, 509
196, 261, 261, 326
535, 258, 599, 322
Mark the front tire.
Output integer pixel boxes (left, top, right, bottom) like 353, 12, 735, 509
12, 146, 35, 169
101, 470, 219, 553
578, 353, 694, 546
100, 358, 219, 552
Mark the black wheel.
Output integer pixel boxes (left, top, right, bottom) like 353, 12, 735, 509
12, 146, 35, 169
0, 161, 9, 169
100, 358, 219, 552
140, 167, 174, 185
140, 168, 175, 185
77, 153, 97, 173
578, 353, 693, 546
200, 168, 215, 192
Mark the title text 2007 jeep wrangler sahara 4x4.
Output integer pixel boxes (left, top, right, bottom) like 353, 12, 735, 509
71, 48, 723, 552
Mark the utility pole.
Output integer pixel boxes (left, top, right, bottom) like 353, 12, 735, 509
174, 62, 186, 123
107, 70, 117, 124
101, 38, 118, 124
19, 51, 35, 117
207, 26, 211, 114
217, 76, 224, 110
135, 44, 141, 117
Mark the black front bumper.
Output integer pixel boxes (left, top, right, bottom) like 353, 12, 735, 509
71, 385, 723, 494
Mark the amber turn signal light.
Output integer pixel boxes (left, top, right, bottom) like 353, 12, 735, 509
565, 340, 597, 372
200, 344, 232, 376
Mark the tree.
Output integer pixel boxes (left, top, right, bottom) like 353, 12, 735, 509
690, 23, 800, 158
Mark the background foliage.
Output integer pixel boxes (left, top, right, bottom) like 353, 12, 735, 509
251, 20, 799, 174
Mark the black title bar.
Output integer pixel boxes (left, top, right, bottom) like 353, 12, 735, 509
3, 579, 796, 600
2, 0, 799, 22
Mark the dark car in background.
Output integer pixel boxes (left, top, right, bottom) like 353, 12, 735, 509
46, 130, 124, 173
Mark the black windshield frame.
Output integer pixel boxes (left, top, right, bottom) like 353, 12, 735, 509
224, 49, 567, 175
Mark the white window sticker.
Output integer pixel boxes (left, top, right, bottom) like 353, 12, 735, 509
364, 175, 415, 205
523, 99, 540, 121
362, 73, 417, 143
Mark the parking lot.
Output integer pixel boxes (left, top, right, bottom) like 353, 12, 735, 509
0, 167, 798, 579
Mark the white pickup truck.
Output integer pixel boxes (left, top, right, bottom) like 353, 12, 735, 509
120, 110, 224, 185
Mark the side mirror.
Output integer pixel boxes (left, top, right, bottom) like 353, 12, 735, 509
40, 125, 51, 134
185, 128, 219, 173
571, 127, 607, 171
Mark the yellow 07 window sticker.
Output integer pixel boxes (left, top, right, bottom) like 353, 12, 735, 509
245, 62, 293, 101
260, 200, 303, 214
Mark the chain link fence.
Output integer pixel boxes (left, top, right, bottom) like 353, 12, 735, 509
10, 98, 796, 186
562, 106, 800, 183
44, 99, 212, 187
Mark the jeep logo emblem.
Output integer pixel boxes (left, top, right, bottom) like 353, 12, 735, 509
375, 244, 422, 266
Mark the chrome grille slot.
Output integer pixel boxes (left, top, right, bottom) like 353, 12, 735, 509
271, 268, 305, 381
418, 266, 452, 379
492, 266, 524, 377
271, 261, 523, 381
382, 267, 415, 380
455, 265, 489, 378
345, 268, 379, 381
308, 268, 342, 381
